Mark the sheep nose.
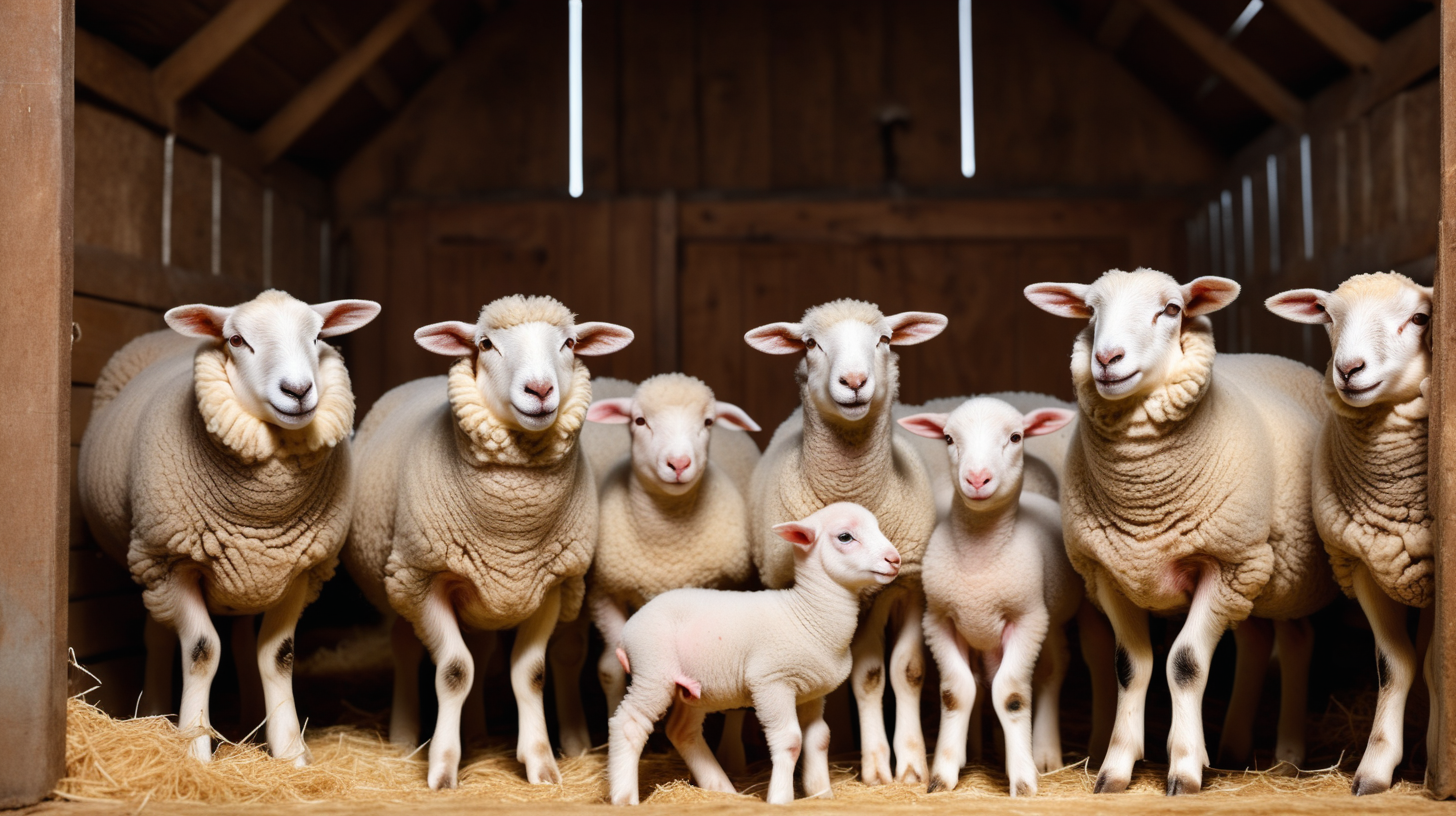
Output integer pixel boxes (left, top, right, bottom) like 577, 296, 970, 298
1338, 359, 1366, 382
523, 380, 554, 401
885, 550, 902, 567
666, 455, 691, 476
966, 470, 993, 490
280, 379, 313, 401
1096, 348, 1124, 368
839, 373, 868, 391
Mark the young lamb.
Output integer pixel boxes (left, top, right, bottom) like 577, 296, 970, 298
77, 290, 381, 765
1024, 269, 1338, 795
1266, 272, 1433, 795
341, 295, 633, 789
744, 299, 946, 785
899, 399, 1114, 796
608, 502, 903, 805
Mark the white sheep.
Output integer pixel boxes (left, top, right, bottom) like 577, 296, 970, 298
1266, 272, 1433, 795
78, 290, 381, 765
899, 399, 1113, 795
608, 502, 903, 805
1024, 269, 1338, 795
341, 295, 632, 789
743, 299, 946, 785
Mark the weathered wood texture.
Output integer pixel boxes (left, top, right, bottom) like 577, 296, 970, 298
334, 0, 1220, 223
0, 0, 73, 806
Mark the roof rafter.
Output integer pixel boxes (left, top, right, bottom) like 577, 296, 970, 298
1268, 0, 1380, 71
153, 0, 294, 113
302, 4, 405, 112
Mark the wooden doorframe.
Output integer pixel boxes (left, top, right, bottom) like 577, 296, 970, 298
0, 0, 74, 807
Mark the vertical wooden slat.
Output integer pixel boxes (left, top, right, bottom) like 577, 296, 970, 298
0, 0, 72, 806
619, 0, 698, 191
653, 193, 679, 373
698, 0, 771, 191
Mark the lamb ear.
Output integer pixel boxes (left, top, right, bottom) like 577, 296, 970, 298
713, 401, 761, 432
744, 322, 805, 355
165, 304, 233, 339
886, 311, 948, 345
1182, 276, 1240, 317
587, 398, 634, 424
772, 521, 818, 551
1022, 408, 1075, 437
1024, 283, 1092, 319
414, 321, 478, 356
314, 299, 382, 337
1264, 289, 1330, 325
897, 412, 949, 439
574, 322, 635, 356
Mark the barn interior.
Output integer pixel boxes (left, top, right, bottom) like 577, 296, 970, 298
54, 0, 1445, 808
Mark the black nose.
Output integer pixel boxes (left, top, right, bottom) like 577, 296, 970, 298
280, 380, 313, 401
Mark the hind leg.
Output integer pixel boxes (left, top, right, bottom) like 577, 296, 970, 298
592, 593, 630, 717
390, 616, 424, 748
462, 629, 496, 744
850, 590, 896, 785
550, 615, 591, 756
141, 614, 175, 717
1032, 624, 1070, 773
890, 591, 928, 783
1217, 617, 1272, 768
608, 678, 676, 805
1077, 601, 1116, 767
512, 588, 563, 784
1273, 617, 1313, 769
799, 697, 832, 799
715, 710, 747, 776
666, 703, 735, 794
232, 615, 265, 734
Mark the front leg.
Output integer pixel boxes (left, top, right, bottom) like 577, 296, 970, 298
751, 684, 803, 804
850, 590, 896, 785
1164, 570, 1234, 795
418, 579, 473, 790
992, 611, 1050, 797
889, 590, 928, 784
255, 577, 312, 765
798, 697, 832, 799
592, 591, 631, 717
924, 609, 976, 793
1032, 622, 1070, 773
171, 572, 221, 762
512, 586, 564, 784
389, 615, 424, 749
1094, 580, 1151, 794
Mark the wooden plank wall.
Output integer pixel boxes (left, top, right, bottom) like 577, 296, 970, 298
69, 100, 328, 715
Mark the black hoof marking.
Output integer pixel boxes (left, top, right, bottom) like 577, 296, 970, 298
190, 639, 213, 674
863, 667, 882, 693
275, 636, 294, 675
1014, 781, 1031, 797
1376, 651, 1391, 688
1352, 775, 1387, 796
927, 777, 947, 794
1166, 775, 1198, 796
1094, 771, 1120, 794
1004, 693, 1026, 713
941, 689, 957, 711
443, 659, 468, 693
1115, 644, 1133, 689
1172, 646, 1199, 688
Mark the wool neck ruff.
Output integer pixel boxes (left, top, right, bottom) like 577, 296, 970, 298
1073, 318, 1217, 437
193, 343, 355, 465
448, 356, 591, 467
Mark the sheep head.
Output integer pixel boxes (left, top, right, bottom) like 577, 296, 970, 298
1266, 272, 1432, 408
772, 502, 901, 591
165, 290, 380, 430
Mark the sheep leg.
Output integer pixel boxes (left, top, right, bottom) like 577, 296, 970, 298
172, 573, 221, 762
925, 610, 976, 793
608, 678, 675, 804
889, 590, 928, 784
752, 684, 803, 804
1351, 565, 1416, 795
141, 614, 175, 717
1032, 623, 1070, 773
1164, 571, 1229, 796
798, 697, 833, 799
1094, 581, 1151, 794
994, 611, 1049, 797
716, 710, 747, 776
1216, 616, 1272, 768
1076, 601, 1116, 767
511, 587, 563, 785
462, 629, 496, 744
256, 577, 311, 766
850, 590, 897, 785
419, 581, 473, 789
592, 593, 631, 717
666, 702, 735, 794
967, 680, 984, 763
389, 615, 424, 748
549, 615, 591, 756
232, 615, 265, 736
1272, 617, 1313, 770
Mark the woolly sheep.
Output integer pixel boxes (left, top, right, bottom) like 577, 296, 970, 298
78, 290, 381, 765
1266, 272, 1433, 795
1025, 269, 1338, 795
341, 295, 633, 789
743, 299, 946, 785
899, 399, 1114, 796
608, 502, 903, 805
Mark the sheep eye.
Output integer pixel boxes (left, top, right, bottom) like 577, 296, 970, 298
634, 417, 646, 426
228, 334, 245, 348
837, 532, 853, 543
564, 337, 576, 350
805, 338, 817, 349
1010, 432, 1023, 443
479, 337, 493, 351
879, 335, 890, 345
944, 434, 953, 445
1163, 303, 1181, 318
1414, 313, 1430, 326
704, 418, 714, 427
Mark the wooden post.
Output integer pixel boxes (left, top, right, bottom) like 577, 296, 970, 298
1429, 0, 1456, 799
0, 0, 73, 808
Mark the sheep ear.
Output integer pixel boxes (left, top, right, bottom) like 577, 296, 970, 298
1182, 276, 1240, 317
1264, 289, 1330, 325
574, 322, 635, 356
897, 412, 949, 439
713, 401, 761, 432
414, 321, 479, 356
165, 304, 232, 339
1024, 283, 1092, 318
314, 299, 382, 337
886, 312, 948, 345
772, 521, 818, 551
744, 322, 805, 355
587, 398, 634, 424
1022, 408, 1075, 437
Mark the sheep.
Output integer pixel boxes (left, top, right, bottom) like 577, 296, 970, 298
1024, 268, 1338, 795
1266, 272, 1433, 795
608, 502, 903, 805
77, 290, 381, 765
341, 295, 633, 789
743, 299, 946, 785
899, 398, 1114, 795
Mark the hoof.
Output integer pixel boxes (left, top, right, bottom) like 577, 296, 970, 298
428, 768, 458, 790
1352, 774, 1390, 796
927, 775, 954, 794
1166, 773, 1201, 796
861, 749, 893, 786
1094, 769, 1129, 794
896, 763, 925, 785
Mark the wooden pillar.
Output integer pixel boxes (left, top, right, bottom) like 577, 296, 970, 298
1432, 0, 1456, 800
0, 0, 73, 807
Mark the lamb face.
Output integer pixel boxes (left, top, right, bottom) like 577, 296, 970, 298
165, 291, 380, 430
1024, 269, 1239, 401
774, 502, 902, 591
1266, 272, 1433, 409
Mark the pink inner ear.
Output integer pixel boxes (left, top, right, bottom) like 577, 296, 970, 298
164, 305, 229, 339
897, 413, 948, 439
772, 522, 816, 548
713, 402, 761, 432
1183, 277, 1241, 316
744, 323, 805, 355
1022, 408, 1075, 437
574, 322, 635, 356
1264, 290, 1329, 324
413, 321, 477, 356
886, 312, 948, 345
586, 398, 634, 424
1023, 284, 1092, 318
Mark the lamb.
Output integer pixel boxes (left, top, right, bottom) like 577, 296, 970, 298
1266, 272, 1433, 795
743, 299, 946, 785
341, 295, 633, 789
899, 399, 1114, 796
77, 290, 381, 765
1024, 268, 1338, 795
608, 502, 903, 805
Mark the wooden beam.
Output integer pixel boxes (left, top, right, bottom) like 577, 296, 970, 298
0, 0, 72, 807
1135, 0, 1305, 127
1095, 0, 1144, 52
411, 11, 456, 61
302, 5, 404, 112
153, 0, 293, 108
1347, 10, 1440, 118
255, 0, 437, 164
1269, 0, 1380, 71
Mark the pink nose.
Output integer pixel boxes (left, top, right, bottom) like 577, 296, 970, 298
666, 455, 692, 476
1095, 348, 1124, 368
885, 551, 902, 568
966, 470, 993, 491
523, 380, 554, 401
839, 372, 867, 391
